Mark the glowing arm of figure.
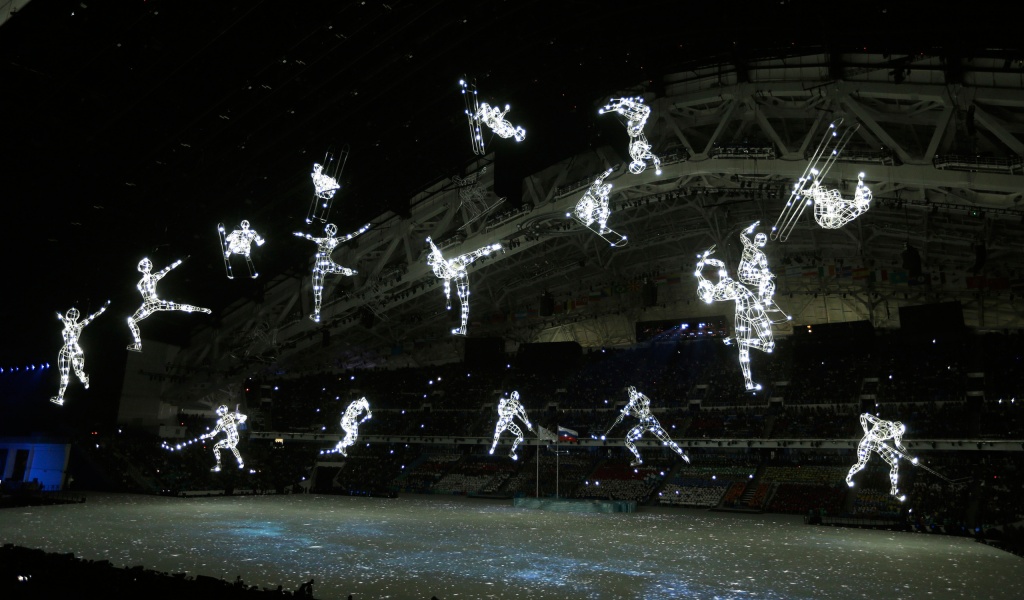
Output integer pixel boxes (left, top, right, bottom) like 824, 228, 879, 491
81, 300, 112, 327
458, 243, 503, 266
155, 259, 184, 280
338, 223, 372, 243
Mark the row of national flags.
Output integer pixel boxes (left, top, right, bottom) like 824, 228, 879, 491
782, 265, 1022, 291
535, 425, 578, 442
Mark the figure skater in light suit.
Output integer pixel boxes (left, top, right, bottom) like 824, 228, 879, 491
127, 257, 211, 352
51, 300, 110, 405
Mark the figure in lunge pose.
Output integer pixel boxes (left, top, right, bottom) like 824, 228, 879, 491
51, 300, 110, 406
201, 404, 247, 472
846, 413, 918, 501
294, 222, 370, 323
426, 236, 502, 336
127, 257, 211, 352
218, 220, 266, 279
605, 386, 689, 466
489, 391, 534, 461
324, 397, 372, 457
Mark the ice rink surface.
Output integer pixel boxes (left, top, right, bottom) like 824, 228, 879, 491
0, 492, 1020, 599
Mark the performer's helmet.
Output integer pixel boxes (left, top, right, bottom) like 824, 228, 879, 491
138, 258, 153, 272
241, 219, 250, 229
216, 405, 228, 416
755, 232, 767, 247
325, 223, 338, 236
66, 307, 80, 321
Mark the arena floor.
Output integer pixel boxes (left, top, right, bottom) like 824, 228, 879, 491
0, 492, 1020, 599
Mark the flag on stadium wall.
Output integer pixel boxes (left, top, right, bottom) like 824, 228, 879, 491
536, 425, 559, 442
557, 426, 578, 442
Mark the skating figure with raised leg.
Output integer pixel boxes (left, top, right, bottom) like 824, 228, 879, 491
489, 391, 534, 461
605, 386, 689, 466
695, 246, 782, 391
323, 397, 372, 457
201, 404, 247, 472
127, 258, 211, 353
846, 413, 918, 501
218, 220, 266, 279
294, 222, 370, 323
51, 300, 110, 406
425, 236, 502, 336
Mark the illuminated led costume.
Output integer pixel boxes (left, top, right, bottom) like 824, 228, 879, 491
605, 386, 689, 466
323, 397, 372, 457
218, 220, 266, 279
813, 171, 873, 230
567, 167, 627, 246
599, 96, 662, 175
846, 413, 918, 501
294, 222, 370, 323
201, 404, 247, 472
127, 258, 212, 352
489, 391, 534, 461
771, 118, 861, 241
50, 300, 110, 406
426, 236, 503, 336
460, 78, 525, 155
695, 246, 786, 391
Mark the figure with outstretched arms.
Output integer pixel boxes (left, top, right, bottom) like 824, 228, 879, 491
294, 222, 370, 323
127, 257, 211, 352
51, 300, 110, 406
218, 219, 266, 279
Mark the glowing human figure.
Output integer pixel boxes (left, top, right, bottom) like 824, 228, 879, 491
598, 97, 662, 175
567, 167, 627, 246
218, 220, 266, 279
812, 171, 873, 230
200, 404, 247, 472
738, 221, 787, 318
605, 386, 689, 466
489, 391, 534, 461
846, 413, 918, 501
695, 246, 786, 391
324, 397, 372, 457
294, 222, 370, 323
126, 258, 212, 352
311, 162, 341, 200
477, 102, 526, 143
425, 236, 503, 336
50, 300, 110, 406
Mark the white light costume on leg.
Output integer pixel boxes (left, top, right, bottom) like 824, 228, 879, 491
567, 167, 627, 246
695, 246, 786, 391
812, 171, 873, 230
218, 220, 266, 279
200, 404, 247, 472
738, 221, 788, 319
425, 236, 503, 336
846, 413, 918, 501
460, 78, 525, 155
598, 96, 662, 176
771, 117, 861, 241
322, 397, 372, 457
126, 258, 212, 353
489, 391, 534, 461
294, 222, 370, 323
51, 300, 110, 406
604, 386, 689, 466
